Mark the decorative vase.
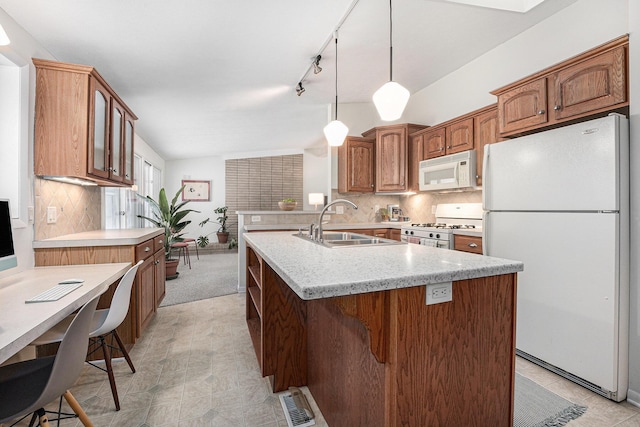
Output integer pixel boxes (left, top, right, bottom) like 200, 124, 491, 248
278, 201, 297, 211
217, 232, 229, 244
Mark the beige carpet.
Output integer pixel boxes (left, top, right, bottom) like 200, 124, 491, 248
160, 251, 239, 306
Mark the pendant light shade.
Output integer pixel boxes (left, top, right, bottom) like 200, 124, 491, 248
324, 120, 349, 146
325, 32, 348, 147
373, 81, 410, 121
374, 0, 409, 121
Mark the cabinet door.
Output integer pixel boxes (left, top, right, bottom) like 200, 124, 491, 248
110, 101, 125, 183
446, 118, 474, 154
87, 78, 111, 180
389, 229, 401, 241
424, 127, 446, 159
551, 46, 626, 121
376, 127, 407, 192
154, 250, 166, 306
474, 108, 498, 186
123, 114, 135, 185
338, 137, 375, 193
136, 256, 155, 337
408, 133, 425, 191
454, 235, 483, 254
497, 78, 547, 135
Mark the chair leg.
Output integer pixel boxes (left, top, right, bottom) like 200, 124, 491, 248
112, 330, 135, 373
63, 391, 93, 427
99, 336, 120, 411
28, 412, 38, 427
194, 241, 199, 260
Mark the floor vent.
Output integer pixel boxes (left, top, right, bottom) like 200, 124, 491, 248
278, 387, 315, 427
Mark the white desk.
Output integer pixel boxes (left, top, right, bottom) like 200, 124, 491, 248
0, 263, 131, 365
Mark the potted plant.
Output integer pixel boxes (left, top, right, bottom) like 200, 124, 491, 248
197, 206, 230, 246
137, 185, 199, 279
278, 198, 297, 211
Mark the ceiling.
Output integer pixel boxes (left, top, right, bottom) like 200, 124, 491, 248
0, 0, 577, 160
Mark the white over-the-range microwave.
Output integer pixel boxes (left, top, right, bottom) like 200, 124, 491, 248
419, 150, 477, 192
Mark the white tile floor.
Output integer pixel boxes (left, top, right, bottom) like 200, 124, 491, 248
6, 293, 640, 426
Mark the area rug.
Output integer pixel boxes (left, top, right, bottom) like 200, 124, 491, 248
514, 373, 587, 427
160, 251, 238, 307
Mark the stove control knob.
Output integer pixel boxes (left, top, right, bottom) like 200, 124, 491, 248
429, 233, 434, 238
436, 233, 441, 239
410, 231, 414, 235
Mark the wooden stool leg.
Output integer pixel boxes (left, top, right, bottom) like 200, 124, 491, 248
184, 246, 191, 269
194, 242, 199, 260
63, 391, 93, 427
112, 330, 136, 373
99, 336, 120, 410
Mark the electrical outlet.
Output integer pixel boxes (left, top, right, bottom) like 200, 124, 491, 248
426, 282, 453, 305
28, 206, 34, 223
336, 206, 344, 214
431, 205, 437, 214
251, 215, 261, 222
47, 206, 57, 224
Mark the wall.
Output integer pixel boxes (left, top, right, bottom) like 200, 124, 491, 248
626, 0, 640, 406
0, 8, 55, 278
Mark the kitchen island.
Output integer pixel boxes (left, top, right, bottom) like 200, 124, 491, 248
244, 231, 523, 427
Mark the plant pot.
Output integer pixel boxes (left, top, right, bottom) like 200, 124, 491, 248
217, 232, 229, 244
166, 259, 179, 280
278, 201, 297, 211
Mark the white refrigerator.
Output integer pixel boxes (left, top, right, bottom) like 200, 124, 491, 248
483, 114, 629, 401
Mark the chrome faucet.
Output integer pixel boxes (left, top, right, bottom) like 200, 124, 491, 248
316, 199, 358, 241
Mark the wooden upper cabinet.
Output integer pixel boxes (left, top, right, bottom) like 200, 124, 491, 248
492, 35, 628, 137
408, 133, 425, 192
474, 106, 499, 186
359, 123, 427, 193
338, 137, 375, 193
447, 117, 474, 154
550, 46, 626, 121
424, 127, 446, 159
33, 58, 137, 187
496, 78, 548, 135
376, 126, 407, 192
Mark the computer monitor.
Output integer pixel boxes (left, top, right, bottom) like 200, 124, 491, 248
0, 199, 17, 272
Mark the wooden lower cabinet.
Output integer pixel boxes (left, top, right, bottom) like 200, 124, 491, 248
34, 233, 166, 353
454, 235, 483, 254
246, 245, 517, 426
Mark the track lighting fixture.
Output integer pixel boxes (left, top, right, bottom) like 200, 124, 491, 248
373, 0, 410, 121
323, 33, 349, 147
313, 55, 322, 74
296, 82, 305, 96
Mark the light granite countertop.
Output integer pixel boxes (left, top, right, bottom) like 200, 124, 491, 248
244, 232, 522, 300
33, 228, 164, 249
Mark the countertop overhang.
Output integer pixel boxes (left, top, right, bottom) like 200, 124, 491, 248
33, 228, 164, 249
244, 231, 522, 300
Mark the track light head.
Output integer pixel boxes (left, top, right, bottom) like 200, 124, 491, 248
296, 82, 305, 96
313, 55, 322, 74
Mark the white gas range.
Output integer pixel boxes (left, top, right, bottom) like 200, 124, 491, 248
400, 203, 483, 249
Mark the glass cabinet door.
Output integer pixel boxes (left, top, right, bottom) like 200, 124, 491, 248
88, 78, 110, 179
110, 101, 124, 182
123, 114, 135, 185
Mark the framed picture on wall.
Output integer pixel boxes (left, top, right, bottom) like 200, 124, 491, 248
181, 180, 210, 201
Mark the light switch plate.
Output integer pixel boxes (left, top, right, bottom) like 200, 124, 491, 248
47, 206, 57, 224
336, 206, 344, 215
251, 215, 261, 222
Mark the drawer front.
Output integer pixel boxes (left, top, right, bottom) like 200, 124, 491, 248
153, 234, 165, 254
136, 238, 155, 261
454, 235, 483, 254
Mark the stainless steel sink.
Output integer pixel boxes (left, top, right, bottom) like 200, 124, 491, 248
294, 231, 404, 248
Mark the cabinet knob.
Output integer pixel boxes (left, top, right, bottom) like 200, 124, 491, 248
440, 147, 444, 151
108, 167, 113, 171
448, 145, 452, 149
554, 105, 561, 110
125, 174, 130, 178
145, 246, 151, 252
538, 110, 545, 115
113, 169, 117, 173
468, 243, 478, 248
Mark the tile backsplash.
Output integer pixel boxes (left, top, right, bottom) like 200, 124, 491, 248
34, 178, 102, 240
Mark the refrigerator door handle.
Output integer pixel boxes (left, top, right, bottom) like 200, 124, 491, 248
482, 211, 489, 256
482, 144, 491, 210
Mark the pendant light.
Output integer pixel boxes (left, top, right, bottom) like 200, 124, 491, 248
324, 32, 349, 147
373, 0, 409, 121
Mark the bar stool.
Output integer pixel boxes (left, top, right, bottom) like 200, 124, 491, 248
171, 242, 191, 269
182, 237, 199, 260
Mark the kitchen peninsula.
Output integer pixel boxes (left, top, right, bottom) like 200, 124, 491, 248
244, 231, 523, 427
